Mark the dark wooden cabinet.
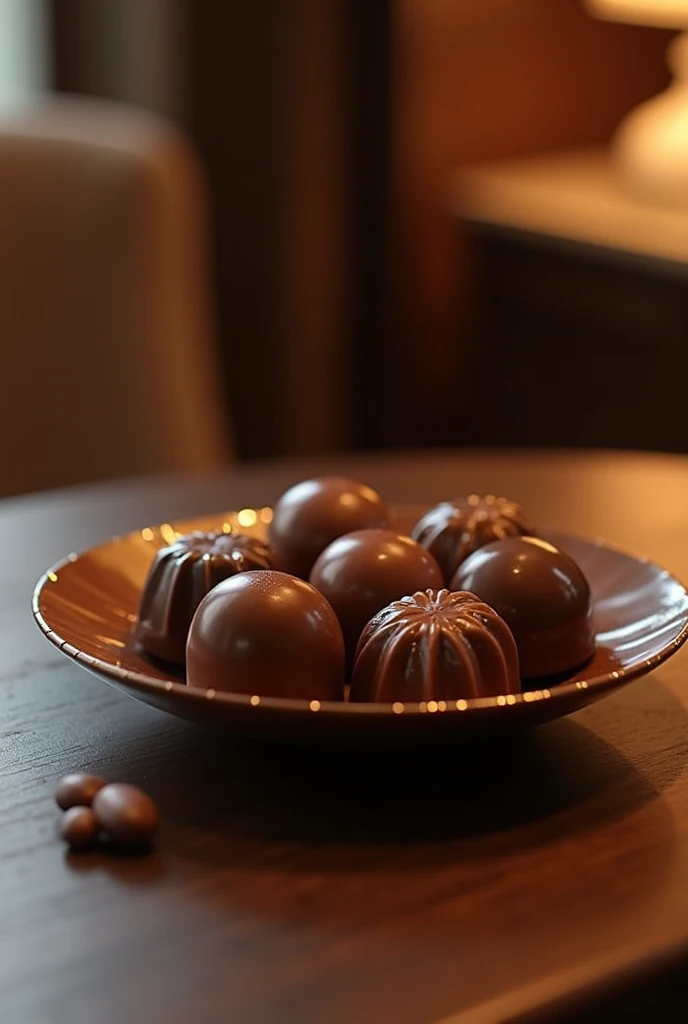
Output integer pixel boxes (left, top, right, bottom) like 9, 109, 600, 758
460, 229, 688, 452
453, 151, 688, 454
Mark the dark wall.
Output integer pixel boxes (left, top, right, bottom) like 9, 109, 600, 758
51, 0, 394, 460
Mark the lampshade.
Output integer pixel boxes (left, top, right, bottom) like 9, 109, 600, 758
585, 0, 688, 29
583, 0, 688, 206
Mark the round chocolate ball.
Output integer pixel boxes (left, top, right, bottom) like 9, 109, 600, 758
55, 773, 106, 810
136, 531, 276, 664
309, 530, 443, 663
411, 494, 535, 584
59, 806, 100, 850
452, 536, 595, 678
186, 570, 346, 700
351, 589, 520, 702
269, 476, 390, 579
92, 784, 159, 846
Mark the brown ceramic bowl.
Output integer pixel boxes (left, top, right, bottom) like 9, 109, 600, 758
32, 506, 688, 747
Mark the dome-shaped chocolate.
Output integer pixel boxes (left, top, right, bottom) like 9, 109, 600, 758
310, 529, 443, 665
411, 495, 535, 584
350, 589, 520, 703
135, 531, 275, 664
269, 476, 390, 580
186, 570, 345, 700
452, 536, 595, 678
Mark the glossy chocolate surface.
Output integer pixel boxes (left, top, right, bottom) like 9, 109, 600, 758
55, 773, 106, 810
186, 570, 345, 700
92, 784, 159, 845
269, 476, 390, 580
59, 806, 100, 850
453, 536, 595, 678
412, 495, 535, 584
350, 588, 520, 702
310, 530, 443, 663
136, 531, 275, 664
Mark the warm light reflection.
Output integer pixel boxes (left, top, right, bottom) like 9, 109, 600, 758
95, 635, 125, 648
237, 508, 258, 528
309, 700, 321, 711
456, 699, 468, 710
392, 701, 404, 714
160, 523, 177, 546
221, 521, 232, 534
259, 507, 274, 524
250, 695, 261, 706
47, 572, 58, 583
206, 688, 216, 699
523, 537, 559, 556
427, 700, 438, 713
141, 528, 155, 542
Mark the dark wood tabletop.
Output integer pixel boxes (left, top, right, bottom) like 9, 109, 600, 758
3, 448, 688, 1024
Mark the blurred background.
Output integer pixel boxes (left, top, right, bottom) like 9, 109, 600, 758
0, 0, 686, 497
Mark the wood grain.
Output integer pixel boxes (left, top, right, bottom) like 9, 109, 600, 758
2, 450, 688, 1022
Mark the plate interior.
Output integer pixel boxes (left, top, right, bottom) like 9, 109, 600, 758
32, 507, 688, 740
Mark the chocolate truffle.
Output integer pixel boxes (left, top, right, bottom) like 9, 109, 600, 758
310, 530, 443, 663
411, 494, 535, 584
55, 773, 106, 810
351, 589, 520, 702
269, 476, 390, 580
136, 531, 275, 664
186, 570, 345, 700
59, 806, 100, 850
92, 784, 159, 845
452, 536, 595, 678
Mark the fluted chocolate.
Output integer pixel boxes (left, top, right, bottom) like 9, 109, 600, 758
411, 494, 535, 584
350, 589, 520, 702
269, 476, 390, 580
136, 531, 275, 664
186, 570, 345, 700
310, 529, 443, 664
453, 536, 595, 678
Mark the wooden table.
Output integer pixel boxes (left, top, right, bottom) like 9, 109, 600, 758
3, 449, 688, 1023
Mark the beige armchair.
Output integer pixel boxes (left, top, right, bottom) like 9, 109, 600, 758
0, 97, 232, 498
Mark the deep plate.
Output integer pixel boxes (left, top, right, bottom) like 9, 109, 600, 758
33, 507, 688, 746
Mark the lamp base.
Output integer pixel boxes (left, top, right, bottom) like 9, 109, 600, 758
612, 32, 688, 207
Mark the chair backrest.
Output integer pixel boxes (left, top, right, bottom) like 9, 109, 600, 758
0, 97, 232, 497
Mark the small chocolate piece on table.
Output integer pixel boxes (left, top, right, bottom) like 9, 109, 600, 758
55, 773, 106, 810
269, 476, 390, 580
350, 589, 520, 702
411, 494, 535, 584
453, 536, 595, 678
92, 784, 159, 846
59, 806, 100, 850
136, 531, 276, 664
